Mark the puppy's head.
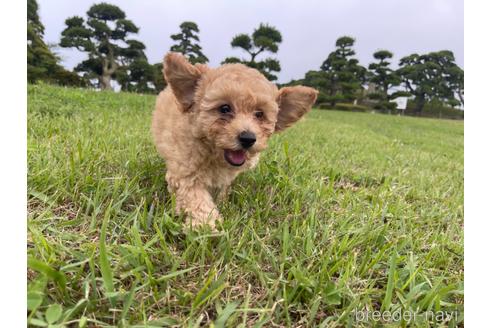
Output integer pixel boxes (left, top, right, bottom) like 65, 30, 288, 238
164, 52, 318, 168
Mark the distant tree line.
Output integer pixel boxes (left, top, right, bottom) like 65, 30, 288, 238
285, 36, 464, 113
27, 1, 464, 113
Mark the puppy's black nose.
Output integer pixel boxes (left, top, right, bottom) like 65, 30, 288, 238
238, 131, 256, 149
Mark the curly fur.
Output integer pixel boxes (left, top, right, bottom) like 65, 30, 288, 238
151, 52, 318, 229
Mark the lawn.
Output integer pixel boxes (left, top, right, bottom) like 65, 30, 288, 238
27, 84, 464, 327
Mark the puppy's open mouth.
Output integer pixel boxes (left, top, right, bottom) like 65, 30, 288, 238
224, 149, 246, 166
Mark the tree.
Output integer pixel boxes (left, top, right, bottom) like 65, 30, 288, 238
28, 0, 54, 82
448, 65, 464, 107
114, 40, 156, 93
28, 0, 44, 39
60, 2, 144, 90
429, 50, 464, 107
320, 36, 367, 105
223, 23, 282, 81
397, 50, 463, 113
118, 60, 166, 94
367, 50, 404, 111
152, 63, 167, 93
27, 0, 86, 86
170, 21, 208, 64
283, 70, 332, 104
116, 59, 155, 93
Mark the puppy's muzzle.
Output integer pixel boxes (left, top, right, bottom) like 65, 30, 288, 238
238, 131, 256, 149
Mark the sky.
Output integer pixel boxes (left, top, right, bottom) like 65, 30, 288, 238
38, 0, 464, 84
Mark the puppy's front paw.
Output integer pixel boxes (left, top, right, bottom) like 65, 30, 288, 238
216, 186, 230, 203
185, 210, 222, 231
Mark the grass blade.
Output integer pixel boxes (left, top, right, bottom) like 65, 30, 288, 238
99, 203, 115, 306
27, 257, 66, 293
382, 249, 398, 311
213, 302, 239, 328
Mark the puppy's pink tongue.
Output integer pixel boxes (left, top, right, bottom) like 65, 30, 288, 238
224, 149, 246, 166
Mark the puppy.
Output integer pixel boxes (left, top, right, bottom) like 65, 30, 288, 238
151, 52, 317, 229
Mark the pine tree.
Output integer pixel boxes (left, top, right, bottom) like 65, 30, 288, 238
60, 2, 145, 90
170, 22, 208, 64
320, 36, 366, 106
223, 24, 282, 81
368, 50, 404, 111
27, 0, 85, 86
397, 50, 463, 113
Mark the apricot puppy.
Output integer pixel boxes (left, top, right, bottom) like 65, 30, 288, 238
152, 52, 317, 229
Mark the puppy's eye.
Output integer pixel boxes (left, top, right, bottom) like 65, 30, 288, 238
219, 104, 232, 114
255, 111, 264, 119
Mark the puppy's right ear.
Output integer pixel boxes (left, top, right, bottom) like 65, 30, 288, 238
163, 52, 203, 110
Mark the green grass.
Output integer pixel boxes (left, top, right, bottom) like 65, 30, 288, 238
27, 84, 463, 327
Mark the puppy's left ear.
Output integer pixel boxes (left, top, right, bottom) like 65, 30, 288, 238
163, 52, 206, 110
275, 86, 318, 132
